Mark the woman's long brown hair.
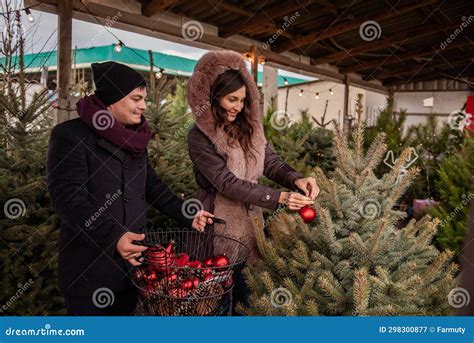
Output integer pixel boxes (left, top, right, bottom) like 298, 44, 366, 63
210, 69, 256, 162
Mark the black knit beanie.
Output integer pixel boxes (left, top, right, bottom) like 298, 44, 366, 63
91, 61, 147, 106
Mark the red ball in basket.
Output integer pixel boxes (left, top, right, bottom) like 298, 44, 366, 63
131, 224, 250, 316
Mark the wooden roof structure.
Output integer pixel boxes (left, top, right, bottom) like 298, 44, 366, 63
27, 0, 473, 124
137, 0, 473, 88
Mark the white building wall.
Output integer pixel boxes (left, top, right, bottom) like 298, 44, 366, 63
393, 91, 472, 127
277, 81, 387, 129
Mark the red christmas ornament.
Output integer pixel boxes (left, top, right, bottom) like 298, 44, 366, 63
202, 257, 214, 267
213, 254, 230, 270
164, 272, 177, 283
188, 260, 202, 269
180, 279, 194, 290
145, 270, 157, 282
192, 276, 200, 288
146, 241, 176, 271
174, 253, 190, 267
298, 205, 317, 223
201, 268, 212, 276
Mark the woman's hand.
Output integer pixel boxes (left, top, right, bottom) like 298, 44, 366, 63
295, 177, 320, 200
278, 192, 314, 210
192, 210, 214, 232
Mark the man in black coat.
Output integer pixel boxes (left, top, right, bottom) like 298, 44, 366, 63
46, 61, 213, 316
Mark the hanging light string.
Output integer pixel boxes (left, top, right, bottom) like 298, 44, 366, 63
0, 3, 58, 75
285, 79, 337, 99
0, 3, 41, 22
245, 50, 335, 95
244, 48, 336, 95
79, 0, 165, 79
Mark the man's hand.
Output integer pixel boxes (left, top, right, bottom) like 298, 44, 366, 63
192, 210, 214, 232
116, 232, 148, 266
295, 177, 320, 200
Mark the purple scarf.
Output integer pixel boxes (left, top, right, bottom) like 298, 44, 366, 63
76, 95, 154, 156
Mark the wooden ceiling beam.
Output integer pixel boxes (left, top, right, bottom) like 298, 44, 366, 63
310, 21, 460, 66
273, 0, 438, 53
373, 57, 474, 80
385, 68, 474, 87
27, 0, 392, 93
340, 39, 472, 73
220, 0, 312, 38
142, 0, 180, 17
312, 0, 337, 14
383, 62, 474, 86
259, 48, 388, 93
206, 0, 253, 17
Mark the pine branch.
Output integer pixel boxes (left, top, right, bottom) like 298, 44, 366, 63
353, 268, 370, 316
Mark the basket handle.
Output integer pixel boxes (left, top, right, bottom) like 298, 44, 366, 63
213, 217, 226, 224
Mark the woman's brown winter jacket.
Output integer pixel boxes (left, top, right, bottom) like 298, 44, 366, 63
187, 50, 303, 261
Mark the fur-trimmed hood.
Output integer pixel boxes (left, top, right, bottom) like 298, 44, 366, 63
187, 50, 266, 159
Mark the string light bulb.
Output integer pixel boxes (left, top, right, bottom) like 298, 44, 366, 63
283, 78, 289, 86
155, 69, 163, 79
24, 8, 34, 23
299, 89, 304, 96
315, 92, 319, 99
329, 88, 334, 95
246, 53, 252, 62
114, 41, 124, 52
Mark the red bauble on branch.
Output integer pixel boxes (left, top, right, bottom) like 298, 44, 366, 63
298, 205, 317, 223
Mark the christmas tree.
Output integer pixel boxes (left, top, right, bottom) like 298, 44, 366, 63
262, 97, 310, 178
404, 115, 463, 201
239, 95, 458, 316
0, 3, 64, 315
292, 107, 336, 173
262, 97, 336, 185
430, 137, 474, 255
364, 95, 407, 155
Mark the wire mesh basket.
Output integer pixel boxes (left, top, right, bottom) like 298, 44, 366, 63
131, 225, 250, 316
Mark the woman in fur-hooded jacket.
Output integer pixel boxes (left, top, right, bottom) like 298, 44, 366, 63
187, 50, 319, 262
